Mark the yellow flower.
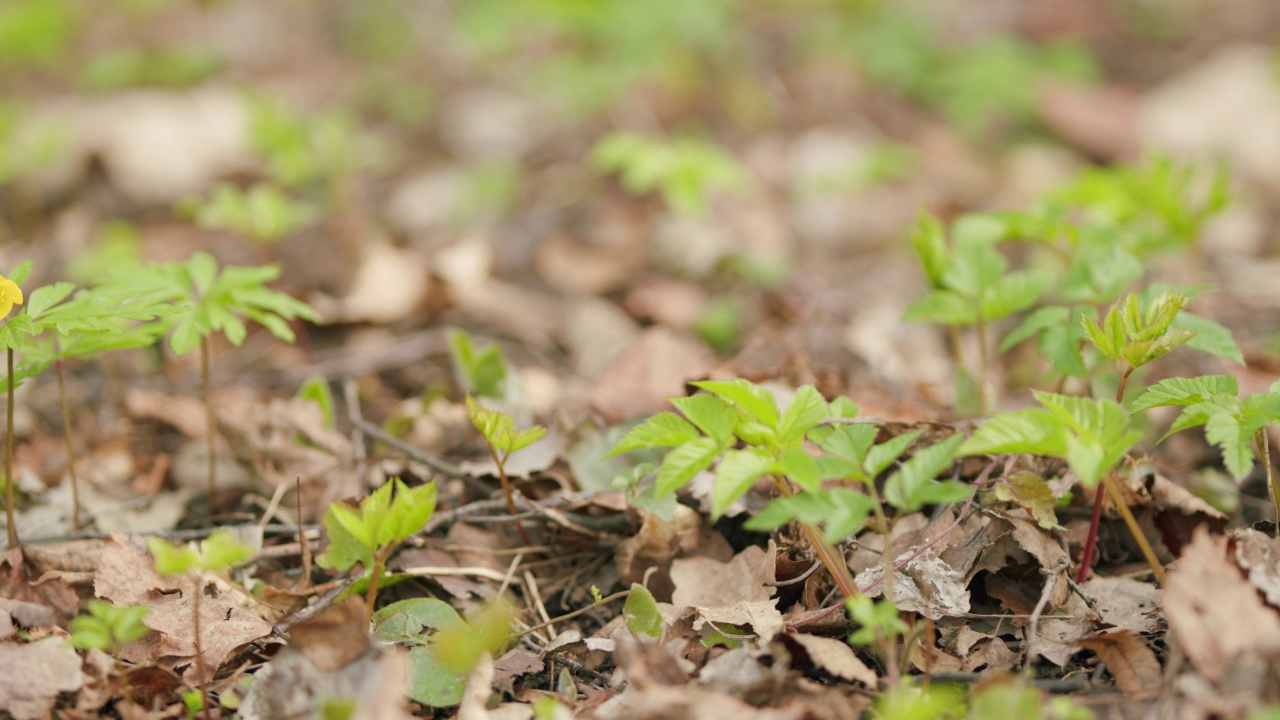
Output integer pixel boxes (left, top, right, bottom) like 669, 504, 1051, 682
0, 276, 23, 318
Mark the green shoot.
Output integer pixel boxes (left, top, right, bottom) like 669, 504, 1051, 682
183, 183, 318, 243
70, 599, 149, 655
296, 375, 336, 429
317, 477, 438, 611
591, 132, 746, 217
448, 328, 508, 400
0, 262, 25, 549
623, 582, 664, 640
118, 251, 322, 496
149, 529, 255, 720
466, 396, 547, 544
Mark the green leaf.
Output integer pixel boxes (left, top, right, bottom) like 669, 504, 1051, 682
777, 446, 821, 493
317, 502, 373, 571
864, 430, 921, 478
910, 210, 949, 288
777, 385, 827, 447
1175, 311, 1244, 364
903, 290, 978, 326
942, 232, 1006, 297
711, 448, 772, 518
432, 602, 513, 674
297, 375, 335, 428
818, 423, 878, 475
1000, 304, 1068, 352
883, 434, 968, 511
606, 413, 701, 457
147, 537, 199, 576
1130, 375, 1238, 412
406, 645, 468, 707
447, 328, 507, 399
1081, 308, 1122, 362
1205, 411, 1254, 480
847, 595, 909, 647
373, 598, 466, 643
692, 379, 780, 428
828, 396, 859, 419
995, 472, 1062, 530
624, 583, 665, 640
669, 394, 737, 445
654, 437, 721, 496
959, 408, 1068, 457
980, 270, 1049, 321
200, 530, 254, 571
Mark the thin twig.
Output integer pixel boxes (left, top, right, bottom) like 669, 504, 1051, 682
764, 560, 821, 587
351, 416, 465, 478
1024, 560, 1068, 668
516, 590, 630, 639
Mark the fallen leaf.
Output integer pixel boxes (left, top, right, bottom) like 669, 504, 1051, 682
1164, 527, 1280, 682
0, 637, 84, 720
995, 472, 1063, 530
591, 327, 716, 421
777, 632, 877, 686
1232, 527, 1280, 608
288, 598, 372, 671
671, 544, 775, 608
1078, 630, 1161, 698
1080, 576, 1161, 634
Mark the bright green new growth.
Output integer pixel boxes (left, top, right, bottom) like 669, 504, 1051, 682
592, 132, 746, 216
1082, 291, 1195, 372
847, 595, 909, 648
148, 529, 255, 576
184, 183, 317, 243
623, 583, 664, 640
466, 396, 547, 543
448, 329, 508, 400
318, 477, 438, 609
70, 599, 149, 653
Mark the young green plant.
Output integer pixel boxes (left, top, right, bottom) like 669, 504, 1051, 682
317, 476, 438, 611
148, 530, 255, 720
117, 252, 321, 496
466, 396, 547, 545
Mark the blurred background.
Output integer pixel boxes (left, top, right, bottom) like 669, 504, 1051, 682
2, 0, 1280, 423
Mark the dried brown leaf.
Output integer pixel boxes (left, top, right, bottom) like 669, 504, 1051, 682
778, 633, 877, 686
1078, 630, 1161, 698
0, 637, 84, 720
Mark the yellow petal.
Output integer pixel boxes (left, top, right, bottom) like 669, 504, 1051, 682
0, 277, 22, 319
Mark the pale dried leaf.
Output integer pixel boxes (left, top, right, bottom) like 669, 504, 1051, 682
779, 632, 877, 685
671, 544, 775, 608
0, 637, 84, 720
1079, 630, 1161, 698
1232, 527, 1280, 608
1080, 576, 1162, 634
592, 327, 716, 420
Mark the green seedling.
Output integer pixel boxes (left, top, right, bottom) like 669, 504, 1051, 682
0, 0, 78, 69
623, 582, 664, 640
296, 375, 336, 429
78, 46, 223, 91
466, 396, 547, 544
148, 530, 255, 720
317, 477, 438, 611
1132, 375, 1280, 532
448, 329, 508, 400
847, 595, 909, 648
610, 379, 968, 605
70, 599, 149, 655
183, 183, 318, 243
905, 211, 1051, 411
117, 251, 321, 496
592, 132, 746, 216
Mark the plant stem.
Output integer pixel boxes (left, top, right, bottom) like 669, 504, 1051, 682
200, 337, 215, 498
4, 347, 15, 549
975, 318, 990, 413
1257, 429, 1279, 537
516, 589, 631, 638
769, 477, 860, 600
486, 443, 531, 545
365, 545, 390, 612
1076, 365, 1137, 583
55, 358, 80, 531
1100, 472, 1166, 585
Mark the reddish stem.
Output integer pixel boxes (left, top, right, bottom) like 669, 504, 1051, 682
1075, 366, 1135, 583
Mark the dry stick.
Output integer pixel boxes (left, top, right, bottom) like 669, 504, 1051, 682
200, 337, 216, 498
516, 589, 630, 639
769, 476, 860, 599
351, 416, 464, 478
1077, 365, 1137, 583
191, 575, 212, 720
1100, 472, 1166, 585
4, 348, 16, 548
53, 355, 81, 531
1024, 560, 1068, 667
295, 477, 312, 591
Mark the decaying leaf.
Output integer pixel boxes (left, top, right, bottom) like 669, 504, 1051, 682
0, 637, 84, 720
994, 472, 1063, 529
1078, 630, 1161, 698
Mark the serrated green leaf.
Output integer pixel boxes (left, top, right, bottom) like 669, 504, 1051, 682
1001, 304, 1069, 352
884, 434, 967, 511
943, 233, 1006, 297
1130, 375, 1238, 412
606, 413, 701, 457
818, 423, 878, 473
507, 425, 548, 454
1205, 411, 1254, 480
692, 379, 780, 428
669, 394, 736, 445
865, 430, 921, 478
1175, 311, 1244, 364
317, 502, 373, 571
735, 421, 777, 448
711, 448, 772, 518
960, 407, 1068, 457
995, 472, 1062, 529
777, 385, 827, 446
654, 437, 721, 496
624, 583, 664, 640
1081, 310, 1120, 362
1121, 329, 1195, 367
828, 396, 859, 419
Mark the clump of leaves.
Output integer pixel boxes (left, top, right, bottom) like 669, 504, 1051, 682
183, 183, 317, 243
592, 132, 746, 216
1132, 375, 1280, 531
608, 379, 970, 609
466, 396, 547, 544
70, 600, 149, 656
317, 477, 438, 610
448, 329, 509, 400
117, 251, 322, 496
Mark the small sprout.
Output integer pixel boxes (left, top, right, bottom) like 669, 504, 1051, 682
70, 600, 149, 654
